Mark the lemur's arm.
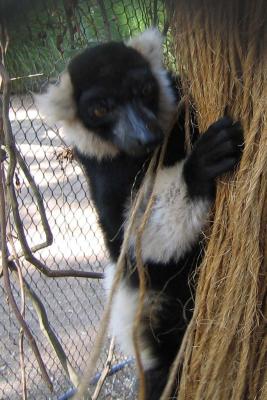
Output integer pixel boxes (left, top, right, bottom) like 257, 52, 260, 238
133, 117, 243, 264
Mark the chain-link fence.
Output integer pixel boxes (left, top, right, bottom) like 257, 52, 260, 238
0, 1, 171, 399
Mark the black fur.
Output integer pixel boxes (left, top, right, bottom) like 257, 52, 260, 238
77, 151, 148, 260
69, 43, 163, 156
58, 38, 243, 399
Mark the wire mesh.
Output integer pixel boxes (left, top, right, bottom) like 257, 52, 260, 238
0, 1, 170, 399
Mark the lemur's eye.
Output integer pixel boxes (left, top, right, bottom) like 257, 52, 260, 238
90, 99, 114, 119
92, 106, 108, 118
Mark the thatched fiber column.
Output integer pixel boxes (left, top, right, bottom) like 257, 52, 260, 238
166, 1, 267, 399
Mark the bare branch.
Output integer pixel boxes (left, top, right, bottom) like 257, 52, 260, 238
19, 329, 27, 400
8, 221, 28, 400
92, 337, 115, 400
0, 60, 103, 280
15, 248, 27, 400
8, 209, 79, 388
16, 149, 53, 249
0, 163, 53, 391
8, 259, 80, 388
0, 52, 99, 393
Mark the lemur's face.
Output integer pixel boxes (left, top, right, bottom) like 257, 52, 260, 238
36, 29, 176, 160
69, 43, 163, 156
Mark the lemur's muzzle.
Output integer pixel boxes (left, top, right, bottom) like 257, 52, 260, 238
113, 102, 163, 156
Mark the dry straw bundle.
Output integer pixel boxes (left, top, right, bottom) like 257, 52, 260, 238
163, 0, 267, 399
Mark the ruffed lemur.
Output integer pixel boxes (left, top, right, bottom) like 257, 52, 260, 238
36, 29, 243, 399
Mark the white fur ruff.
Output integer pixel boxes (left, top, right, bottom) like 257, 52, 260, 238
129, 162, 210, 263
128, 28, 176, 132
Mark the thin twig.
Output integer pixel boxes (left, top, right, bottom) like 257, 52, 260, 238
7, 185, 79, 388
0, 56, 51, 382
73, 156, 158, 399
0, 60, 103, 280
16, 148, 53, 249
10, 248, 27, 399
0, 162, 53, 391
92, 337, 115, 400
8, 258, 80, 388
19, 327, 27, 400
75, 103, 182, 400
9, 231, 28, 400
133, 105, 183, 400
0, 54, 98, 393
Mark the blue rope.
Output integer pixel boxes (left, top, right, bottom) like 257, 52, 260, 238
58, 358, 134, 400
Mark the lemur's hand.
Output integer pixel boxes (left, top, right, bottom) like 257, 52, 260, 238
183, 116, 244, 200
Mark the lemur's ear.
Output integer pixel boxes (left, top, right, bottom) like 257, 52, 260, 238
35, 73, 75, 123
127, 28, 163, 67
